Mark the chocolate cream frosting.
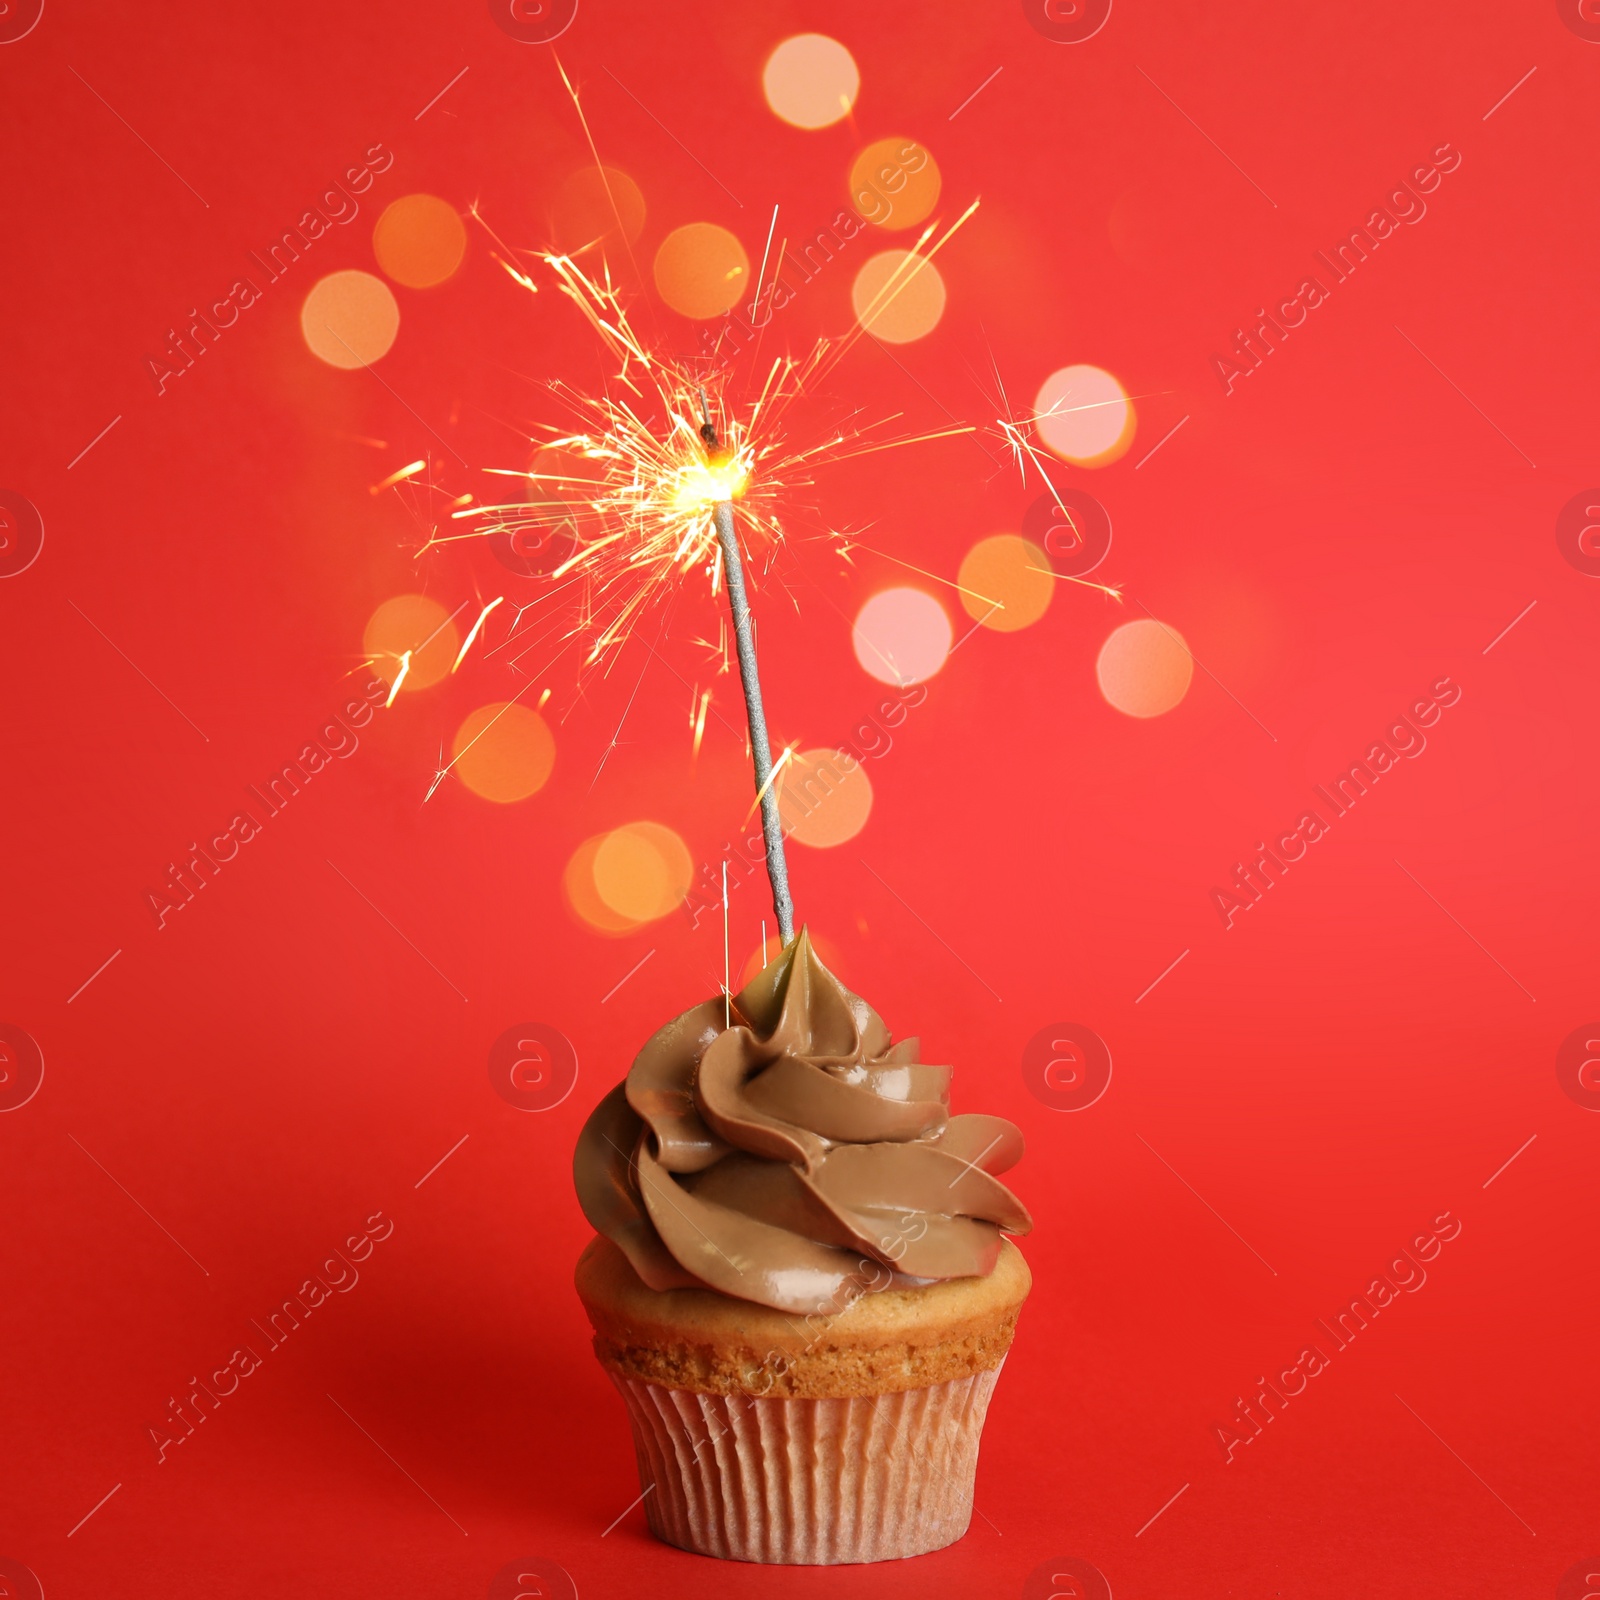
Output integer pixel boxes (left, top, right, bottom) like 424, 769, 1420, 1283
573, 929, 1032, 1315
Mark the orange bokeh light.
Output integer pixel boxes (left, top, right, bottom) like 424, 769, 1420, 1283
564, 835, 643, 936
362, 594, 459, 692
301, 270, 400, 367
851, 251, 947, 344
1034, 364, 1136, 467
959, 534, 1054, 632
779, 749, 875, 847
848, 138, 942, 231
852, 587, 952, 686
592, 822, 694, 923
653, 223, 748, 320
763, 34, 859, 129
552, 165, 647, 251
1097, 619, 1195, 717
372, 194, 467, 288
451, 702, 555, 803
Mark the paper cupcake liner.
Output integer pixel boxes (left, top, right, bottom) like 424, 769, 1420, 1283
608, 1362, 1004, 1565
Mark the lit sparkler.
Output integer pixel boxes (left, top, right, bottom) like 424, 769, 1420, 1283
420, 52, 991, 930
700, 396, 793, 942
443, 223, 976, 940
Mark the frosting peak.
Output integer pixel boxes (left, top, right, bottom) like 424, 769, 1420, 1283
573, 930, 1032, 1314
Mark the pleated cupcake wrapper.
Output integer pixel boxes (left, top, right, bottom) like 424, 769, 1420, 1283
608, 1362, 1003, 1565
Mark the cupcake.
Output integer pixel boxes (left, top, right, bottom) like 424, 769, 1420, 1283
572, 929, 1032, 1564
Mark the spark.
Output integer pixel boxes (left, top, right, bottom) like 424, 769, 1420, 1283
423, 684, 552, 801
461, 241, 978, 680
842, 200, 982, 359
749, 204, 780, 325
840, 536, 1005, 611
453, 68, 987, 696
467, 199, 543, 292
690, 620, 731, 674
690, 686, 712, 763
452, 595, 505, 672
980, 382, 1127, 602
384, 652, 412, 707
492, 252, 540, 294
370, 459, 427, 494
742, 740, 798, 825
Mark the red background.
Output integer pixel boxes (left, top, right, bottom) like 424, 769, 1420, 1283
3, 2, 1598, 1595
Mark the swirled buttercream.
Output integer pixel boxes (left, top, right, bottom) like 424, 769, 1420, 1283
573, 929, 1031, 1314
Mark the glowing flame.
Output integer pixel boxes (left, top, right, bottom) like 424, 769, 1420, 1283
431, 97, 985, 700
671, 456, 749, 513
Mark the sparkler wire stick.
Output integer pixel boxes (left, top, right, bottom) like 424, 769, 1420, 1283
702, 415, 794, 945
462, 228, 988, 940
